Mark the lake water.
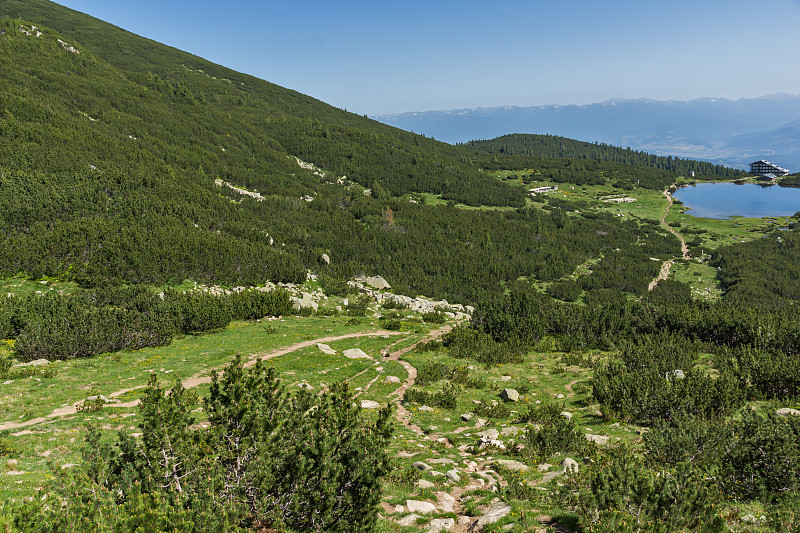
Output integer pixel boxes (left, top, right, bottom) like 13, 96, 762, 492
672, 183, 800, 219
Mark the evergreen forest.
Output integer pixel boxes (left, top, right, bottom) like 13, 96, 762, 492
0, 2, 798, 532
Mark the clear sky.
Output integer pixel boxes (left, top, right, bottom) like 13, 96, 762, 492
55, 0, 800, 115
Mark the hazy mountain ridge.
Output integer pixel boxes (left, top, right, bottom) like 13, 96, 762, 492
375, 94, 800, 170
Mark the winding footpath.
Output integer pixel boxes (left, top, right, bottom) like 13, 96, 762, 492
648, 188, 690, 291
0, 331, 404, 433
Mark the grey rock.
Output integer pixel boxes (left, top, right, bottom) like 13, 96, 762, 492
342, 348, 371, 359
666, 369, 685, 380
385, 375, 401, 383
360, 400, 380, 409
366, 275, 391, 289
427, 518, 455, 532
316, 343, 337, 355
475, 417, 487, 428
321, 253, 330, 264
500, 388, 520, 402
468, 501, 512, 530
419, 405, 434, 412
494, 459, 529, 472
416, 479, 436, 489
412, 461, 433, 471
560, 411, 572, 421
562, 457, 579, 475
428, 457, 456, 464
396, 513, 421, 526
541, 470, 563, 483
406, 500, 437, 514
777, 408, 800, 417
445, 469, 460, 482
586, 434, 610, 445
461, 413, 473, 421
477, 429, 500, 440
500, 426, 520, 436
13, 358, 50, 367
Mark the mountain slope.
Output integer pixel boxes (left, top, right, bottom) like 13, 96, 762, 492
0, 0, 525, 207
0, 10, 682, 304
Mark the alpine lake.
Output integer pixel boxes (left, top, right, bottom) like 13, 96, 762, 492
673, 182, 800, 219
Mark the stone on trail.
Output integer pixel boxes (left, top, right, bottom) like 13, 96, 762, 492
412, 461, 433, 471
469, 501, 512, 530
396, 513, 421, 526
406, 500, 437, 514
342, 348, 371, 360
445, 469, 460, 482
427, 518, 455, 532
316, 343, 337, 355
500, 388, 520, 402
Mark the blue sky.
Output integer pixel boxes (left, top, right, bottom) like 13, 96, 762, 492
56, 0, 800, 115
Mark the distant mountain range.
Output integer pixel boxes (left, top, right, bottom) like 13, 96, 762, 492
374, 94, 800, 171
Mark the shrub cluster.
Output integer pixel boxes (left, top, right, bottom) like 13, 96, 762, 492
2, 286, 291, 361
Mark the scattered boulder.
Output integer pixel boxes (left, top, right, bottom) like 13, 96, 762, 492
412, 462, 433, 471
586, 434, 610, 445
427, 518, 455, 532
419, 405, 434, 412
342, 348, 371, 360
13, 359, 50, 367
360, 400, 380, 409
385, 375, 401, 384
292, 295, 318, 310
475, 417, 488, 428
416, 479, 436, 489
316, 343, 337, 355
777, 408, 800, 417
436, 491, 457, 512
562, 457, 579, 475
665, 369, 685, 380
499, 375, 512, 381
500, 426, 520, 436
500, 388, 520, 402
461, 413, 473, 422
321, 253, 330, 264
469, 501, 512, 530
477, 429, 500, 440
445, 469, 460, 482
493, 459, 529, 472
406, 500, 437, 514
556, 393, 565, 399
428, 458, 455, 464
366, 275, 391, 290
559, 411, 572, 421
396, 513, 421, 526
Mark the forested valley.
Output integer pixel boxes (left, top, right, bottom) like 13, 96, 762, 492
0, 2, 798, 532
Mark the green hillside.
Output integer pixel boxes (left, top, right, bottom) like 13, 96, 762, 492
0, 4, 680, 302
466, 133, 744, 178
1, 3, 800, 533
